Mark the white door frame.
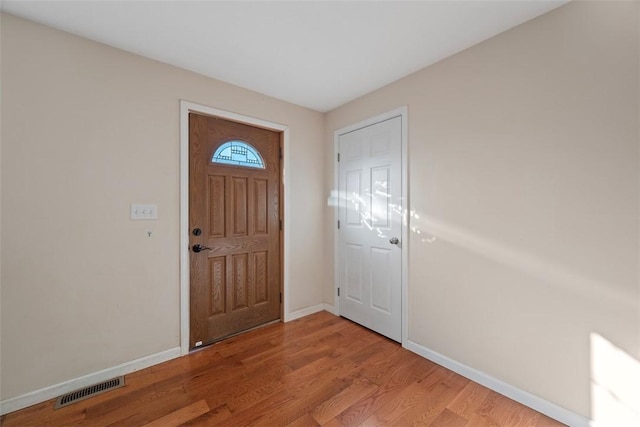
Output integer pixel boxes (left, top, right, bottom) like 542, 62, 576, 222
179, 100, 290, 355
333, 106, 409, 346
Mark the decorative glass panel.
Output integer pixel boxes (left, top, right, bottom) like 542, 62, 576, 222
212, 141, 265, 169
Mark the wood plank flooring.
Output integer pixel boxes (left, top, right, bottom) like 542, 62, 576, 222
1, 312, 565, 426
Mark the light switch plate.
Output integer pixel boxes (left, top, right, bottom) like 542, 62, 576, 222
130, 204, 158, 220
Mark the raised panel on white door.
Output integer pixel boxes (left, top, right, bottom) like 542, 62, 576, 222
370, 247, 392, 314
345, 244, 363, 303
346, 170, 363, 227
370, 166, 391, 229
343, 134, 364, 161
370, 130, 392, 156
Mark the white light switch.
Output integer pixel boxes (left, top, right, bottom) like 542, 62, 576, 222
130, 204, 158, 220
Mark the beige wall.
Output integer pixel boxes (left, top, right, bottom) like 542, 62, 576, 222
325, 0, 639, 419
0, 13, 325, 400
2, 1, 639, 420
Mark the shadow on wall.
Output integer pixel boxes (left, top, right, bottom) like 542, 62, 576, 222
590, 333, 640, 426
328, 185, 635, 310
406, 214, 635, 311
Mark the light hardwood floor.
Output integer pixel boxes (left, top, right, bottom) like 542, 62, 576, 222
1, 311, 564, 426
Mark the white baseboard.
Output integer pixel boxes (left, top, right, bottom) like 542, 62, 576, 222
284, 303, 326, 322
323, 303, 337, 315
4, 328, 585, 426
0, 347, 181, 416
404, 339, 589, 427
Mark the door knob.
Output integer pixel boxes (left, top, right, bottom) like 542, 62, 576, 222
192, 244, 212, 253
389, 237, 399, 245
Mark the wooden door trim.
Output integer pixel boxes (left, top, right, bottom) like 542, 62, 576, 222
333, 106, 409, 346
180, 100, 289, 355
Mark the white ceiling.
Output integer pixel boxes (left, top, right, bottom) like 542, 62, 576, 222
2, 0, 568, 112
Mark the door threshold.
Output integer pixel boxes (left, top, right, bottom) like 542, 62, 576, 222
189, 319, 282, 353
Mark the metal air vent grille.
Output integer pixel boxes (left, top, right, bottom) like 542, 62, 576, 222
54, 376, 125, 409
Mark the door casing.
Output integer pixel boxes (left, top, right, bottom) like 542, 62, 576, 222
333, 106, 409, 346
180, 100, 289, 355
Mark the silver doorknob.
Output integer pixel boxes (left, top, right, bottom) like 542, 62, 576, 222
389, 237, 399, 245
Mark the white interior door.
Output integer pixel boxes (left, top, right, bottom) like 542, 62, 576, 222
338, 115, 402, 342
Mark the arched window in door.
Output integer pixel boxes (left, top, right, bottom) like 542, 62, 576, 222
211, 140, 265, 169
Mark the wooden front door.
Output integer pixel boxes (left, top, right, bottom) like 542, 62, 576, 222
189, 113, 281, 349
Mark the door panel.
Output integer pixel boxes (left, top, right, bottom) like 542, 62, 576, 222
209, 256, 226, 315
371, 167, 391, 227
190, 113, 281, 348
338, 116, 402, 342
346, 244, 363, 302
370, 247, 392, 313
346, 171, 363, 226
254, 251, 268, 304
254, 180, 268, 234
208, 176, 225, 237
232, 178, 248, 236
232, 253, 248, 309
